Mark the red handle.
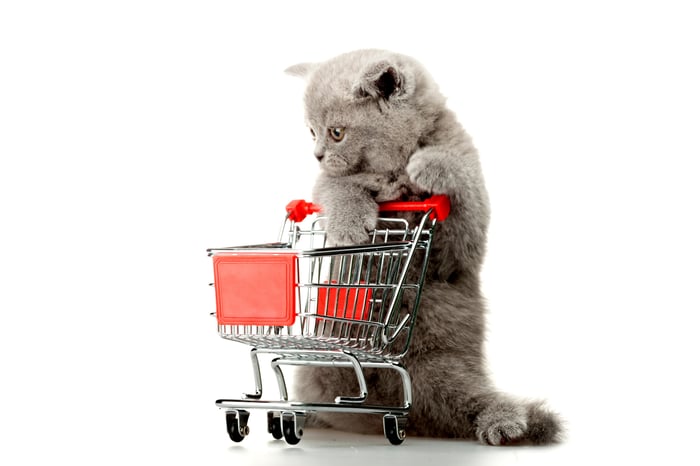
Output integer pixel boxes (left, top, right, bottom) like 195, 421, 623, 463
378, 195, 451, 221
285, 199, 323, 222
286, 194, 450, 222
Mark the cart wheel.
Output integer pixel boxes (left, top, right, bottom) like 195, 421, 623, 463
383, 415, 407, 445
267, 411, 283, 440
282, 412, 305, 445
226, 410, 250, 443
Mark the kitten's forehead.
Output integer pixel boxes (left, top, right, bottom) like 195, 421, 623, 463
302, 80, 358, 126
301, 50, 393, 123
303, 90, 355, 126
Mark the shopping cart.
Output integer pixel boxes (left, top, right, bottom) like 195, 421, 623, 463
208, 195, 450, 445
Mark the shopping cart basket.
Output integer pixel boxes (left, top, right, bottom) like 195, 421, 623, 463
208, 195, 450, 445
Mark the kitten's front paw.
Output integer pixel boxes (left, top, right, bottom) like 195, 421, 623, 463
407, 149, 458, 195
327, 225, 370, 247
325, 210, 377, 246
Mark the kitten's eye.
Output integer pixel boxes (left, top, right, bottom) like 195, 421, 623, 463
309, 128, 316, 139
328, 127, 345, 142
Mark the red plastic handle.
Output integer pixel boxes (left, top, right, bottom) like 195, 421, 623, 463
285, 194, 450, 223
286, 199, 322, 222
378, 195, 451, 221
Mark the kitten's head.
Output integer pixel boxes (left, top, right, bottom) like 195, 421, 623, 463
286, 50, 445, 177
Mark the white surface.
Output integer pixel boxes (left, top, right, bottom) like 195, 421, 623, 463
1, 1, 699, 464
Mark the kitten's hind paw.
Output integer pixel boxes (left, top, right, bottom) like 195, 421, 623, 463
477, 418, 527, 446
476, 416, 527, 445
524, 401, 564, 445
473, 397, 563, 446
474, 399, 527, 446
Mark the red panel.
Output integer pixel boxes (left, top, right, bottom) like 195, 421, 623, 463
317, 281, 372, 321
213, 253, 297, 326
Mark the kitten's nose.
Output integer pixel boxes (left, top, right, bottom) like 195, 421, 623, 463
314, 152, 324, 162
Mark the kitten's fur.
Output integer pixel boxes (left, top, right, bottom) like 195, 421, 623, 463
286, 49, 562, 445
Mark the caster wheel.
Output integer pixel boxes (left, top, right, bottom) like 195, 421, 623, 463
282, 412, 305, 445
383, 415, 407, 445
226, 410, 250, 443
267, 411, 283, 440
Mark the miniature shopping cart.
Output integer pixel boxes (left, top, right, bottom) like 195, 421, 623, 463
208, 195, 450, 445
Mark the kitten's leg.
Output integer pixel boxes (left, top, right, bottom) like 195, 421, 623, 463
294, 364, 561, 444
407, 354, 562, 444
407, 145, 490, 283
406, 145, 485, 196
405, 284, 563, 444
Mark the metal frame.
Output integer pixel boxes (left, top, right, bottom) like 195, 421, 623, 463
208, 207, 438, 445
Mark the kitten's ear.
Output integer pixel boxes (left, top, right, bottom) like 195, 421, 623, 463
353, 61, 406, 100
285, 62, 315, 78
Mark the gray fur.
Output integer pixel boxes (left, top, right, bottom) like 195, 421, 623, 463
286, 49, 562, 445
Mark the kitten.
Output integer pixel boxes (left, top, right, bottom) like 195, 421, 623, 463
286, 49, 562, 445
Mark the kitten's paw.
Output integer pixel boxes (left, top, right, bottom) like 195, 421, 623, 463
327, 226, 370, 246
475, 402, 527, 446
525, 402, 564, 445
477, 418, 527, 446
407, 149, 460, 195
325, 209, 377, 246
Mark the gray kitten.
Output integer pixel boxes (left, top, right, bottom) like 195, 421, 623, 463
286, 49, 562, 445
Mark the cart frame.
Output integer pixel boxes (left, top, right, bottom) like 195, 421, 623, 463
208, 196, 449, 445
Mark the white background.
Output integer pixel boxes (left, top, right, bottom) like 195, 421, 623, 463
1, 1, 699, 464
